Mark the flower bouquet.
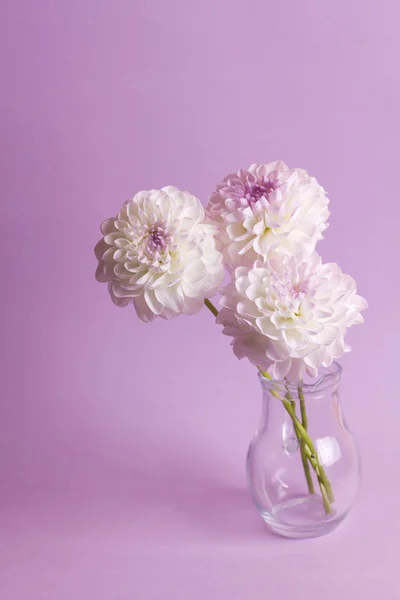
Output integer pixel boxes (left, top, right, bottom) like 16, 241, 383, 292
95, 161, 367, 538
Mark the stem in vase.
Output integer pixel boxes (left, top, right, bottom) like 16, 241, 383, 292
280, 396, 334, 510
285, 385, 315, 495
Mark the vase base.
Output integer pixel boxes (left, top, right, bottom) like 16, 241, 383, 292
261, 495, 344, 539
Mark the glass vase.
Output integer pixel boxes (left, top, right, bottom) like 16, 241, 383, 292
246, 362, 361, 539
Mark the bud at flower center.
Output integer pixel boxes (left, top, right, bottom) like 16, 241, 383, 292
245, 179, 276, 205
146, 223, 170, 253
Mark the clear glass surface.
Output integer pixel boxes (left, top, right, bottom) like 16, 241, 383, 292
246, 362, 361, 538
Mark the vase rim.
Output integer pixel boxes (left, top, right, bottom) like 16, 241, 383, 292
258, 361, 342, 394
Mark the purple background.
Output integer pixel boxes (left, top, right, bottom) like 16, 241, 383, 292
1, 1, 398, 598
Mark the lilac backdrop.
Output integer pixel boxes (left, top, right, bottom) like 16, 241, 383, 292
0, 1, 398, 598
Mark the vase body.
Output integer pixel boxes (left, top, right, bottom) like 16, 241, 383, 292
246, 363, 361, 538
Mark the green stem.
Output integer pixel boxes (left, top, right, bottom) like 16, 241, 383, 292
280, 397, 334, 507
296, 385, 315, 495
262, 372, 334, 513
285, 385, 315, 495
319, 481, 332, 515
204, 298, 219, 317
298, 385, 308, 430
300, 442, 316, 495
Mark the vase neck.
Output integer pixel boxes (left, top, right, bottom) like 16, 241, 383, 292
259, 362, 342, 401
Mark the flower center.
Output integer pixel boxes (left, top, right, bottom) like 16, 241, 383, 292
274, 278, 308, 314
244, 179, 276, 205
291, 284, 307, 300
150, 230, 165, 249
146, 223, 170, 254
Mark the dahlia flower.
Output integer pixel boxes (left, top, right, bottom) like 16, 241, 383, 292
217, 251, 367, 380
95, 187, 224, 321
207, 162, 330, 267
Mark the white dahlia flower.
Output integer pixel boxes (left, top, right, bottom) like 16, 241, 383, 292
217, 251, 367, 380
207, 161, 330, 267
95, 187, 224, 321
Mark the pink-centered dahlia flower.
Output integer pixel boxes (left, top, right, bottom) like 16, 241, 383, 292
217, 251, 367, 380
95, 187, 224, 321
207, 162, 330, 267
